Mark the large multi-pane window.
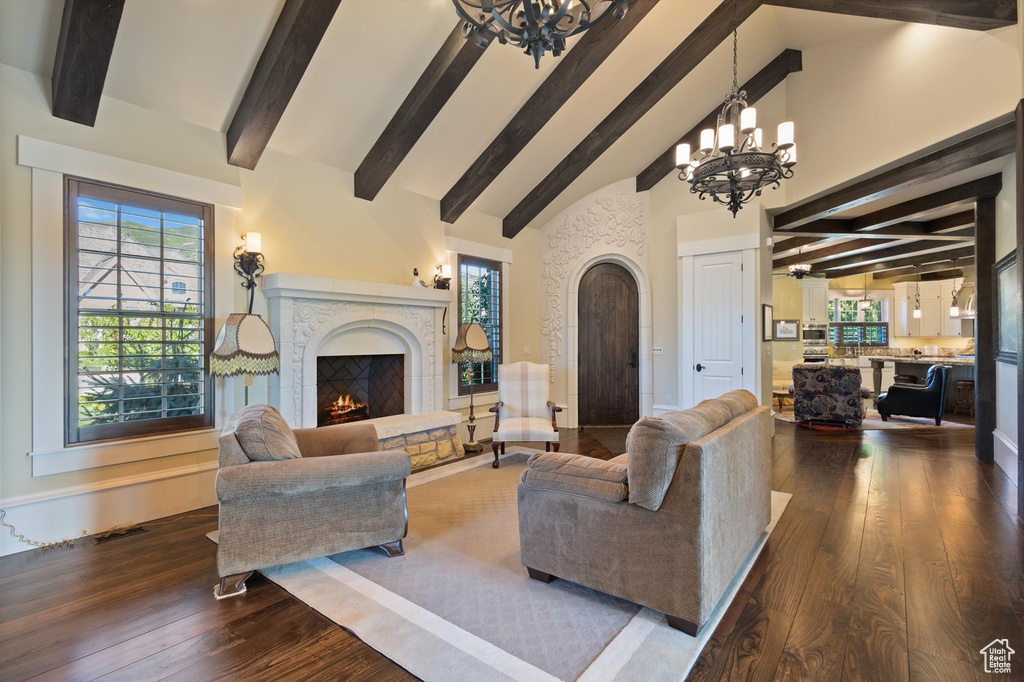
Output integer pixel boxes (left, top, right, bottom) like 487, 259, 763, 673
65, 178, 214, 444
457, 255, 501, 395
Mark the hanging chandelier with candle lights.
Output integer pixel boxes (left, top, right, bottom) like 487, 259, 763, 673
452, 0, 627, 69
675, 0, 796, 216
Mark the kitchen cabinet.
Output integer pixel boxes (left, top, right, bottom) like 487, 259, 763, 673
893, 280, 960, 338
801, 280, 831, 322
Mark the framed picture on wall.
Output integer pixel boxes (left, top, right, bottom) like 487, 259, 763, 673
773, 319, 800, 341
762, 304, 773, 342
994, 252, 1019, 364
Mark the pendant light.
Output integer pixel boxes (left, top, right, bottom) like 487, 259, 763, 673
859, 275, 872, 311
949, 258, 961, 317
913, 265, 922, 319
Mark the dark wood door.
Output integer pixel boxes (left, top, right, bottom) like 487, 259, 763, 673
579, 263, 639, 426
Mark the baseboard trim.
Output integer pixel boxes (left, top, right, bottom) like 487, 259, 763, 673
993, 429, 1018, 486
0, 460, 217, 556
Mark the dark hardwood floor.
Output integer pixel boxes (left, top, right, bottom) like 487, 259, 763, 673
1, 422, 1019, 681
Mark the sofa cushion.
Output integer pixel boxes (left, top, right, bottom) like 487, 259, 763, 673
232, 404, 302, 462
625, 401, 732, 511
521, 453, 628, 503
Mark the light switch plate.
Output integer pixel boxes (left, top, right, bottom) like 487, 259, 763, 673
652, 346, 664, 356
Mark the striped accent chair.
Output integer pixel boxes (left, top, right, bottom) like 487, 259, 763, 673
490, 362, 561, 469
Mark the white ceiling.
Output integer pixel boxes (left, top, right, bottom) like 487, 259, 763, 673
0, 0, 966, 229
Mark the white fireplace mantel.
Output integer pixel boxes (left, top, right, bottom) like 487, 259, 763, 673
262, 274, 451, 428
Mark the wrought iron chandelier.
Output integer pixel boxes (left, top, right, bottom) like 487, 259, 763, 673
675, 0, 796, 216
452, 0, 627, 68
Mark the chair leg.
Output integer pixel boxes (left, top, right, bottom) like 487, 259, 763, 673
492, 441, 500, 468
501, 442, 506, 454
377, 540, 404, 557
545, 442, 550, 452
880, 414, 888, 421
214, 571, 253, 600
527, 567, 555, 583
666, 615, 699, 636
552, 442, 559, 452
935, 417, 942, 426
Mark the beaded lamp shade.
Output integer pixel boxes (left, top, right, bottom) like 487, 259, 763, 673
451, 322, 492, 364
210, 313, 279, 377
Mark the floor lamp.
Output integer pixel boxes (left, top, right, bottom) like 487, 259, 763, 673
452, 322, 492, 453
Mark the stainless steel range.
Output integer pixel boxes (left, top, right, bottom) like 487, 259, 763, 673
802, 323, 829, 362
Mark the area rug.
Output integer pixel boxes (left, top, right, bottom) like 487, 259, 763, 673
217, 448, 790, 682
775, 409, 973, 430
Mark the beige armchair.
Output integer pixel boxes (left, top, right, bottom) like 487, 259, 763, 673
215, 405, 410, 598
517, 390, 771, 636
490, 361, 561, 469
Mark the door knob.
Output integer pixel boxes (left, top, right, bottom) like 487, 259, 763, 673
695, 363, 704, 372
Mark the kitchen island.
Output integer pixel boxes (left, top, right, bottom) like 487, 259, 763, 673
867, 356, 975, 409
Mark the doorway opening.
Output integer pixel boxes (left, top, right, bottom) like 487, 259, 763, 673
578, 262, 640, 426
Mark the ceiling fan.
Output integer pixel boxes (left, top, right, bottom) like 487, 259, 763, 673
774, 263, 826, 280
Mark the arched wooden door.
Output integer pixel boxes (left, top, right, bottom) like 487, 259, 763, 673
578, 263, 640, 426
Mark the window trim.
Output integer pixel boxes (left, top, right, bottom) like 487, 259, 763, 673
456, 253, 502, 396
64, 176, 216, 445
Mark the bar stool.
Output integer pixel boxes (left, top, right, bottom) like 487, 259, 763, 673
954, 380, 974, 416
893, 374, 918, 385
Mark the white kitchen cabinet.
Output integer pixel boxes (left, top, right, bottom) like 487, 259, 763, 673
801, 280, 831, 322
893, 280, 958, 338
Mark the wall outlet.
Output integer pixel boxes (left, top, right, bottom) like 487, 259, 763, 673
524, 345, 532, 355
652, 346, 664, 356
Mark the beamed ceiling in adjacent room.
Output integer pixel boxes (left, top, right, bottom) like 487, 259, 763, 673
0, 0, 1017, 237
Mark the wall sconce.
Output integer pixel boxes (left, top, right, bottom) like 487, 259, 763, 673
234, 232, 265, 313
433, 263, 452, 290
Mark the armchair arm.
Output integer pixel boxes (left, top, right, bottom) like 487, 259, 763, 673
489, 400, 504, 431
547, 400, 562, 432
216, 450, 411, 502
519, 451, 628, 502
292, 422, 380, 457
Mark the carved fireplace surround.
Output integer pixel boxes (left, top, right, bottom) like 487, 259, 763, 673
262, 274, 450, 429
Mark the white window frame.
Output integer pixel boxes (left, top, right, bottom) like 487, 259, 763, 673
19, 136, 241, 476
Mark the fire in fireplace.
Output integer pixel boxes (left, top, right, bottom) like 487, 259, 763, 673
317, 354, 404, 427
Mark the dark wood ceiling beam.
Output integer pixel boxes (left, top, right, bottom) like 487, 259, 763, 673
815, 239, 972, 272
226, 0, 343, 170
773, 237, 899, 268
763, 0, 1016, 31
51, 0, 126, 126
818, 245, 975, 278
781, 214, 975, 239
355, 24, 491, 201
439, 0, 660, 224
773, 119, 1014, 230
502, 0, 762, 238
772, 235, 829, 253
881, 262, 972, 281
635, 48, 802, 192
843, 175, 1002, 231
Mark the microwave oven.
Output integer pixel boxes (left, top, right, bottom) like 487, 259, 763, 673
802, 323, 828, 344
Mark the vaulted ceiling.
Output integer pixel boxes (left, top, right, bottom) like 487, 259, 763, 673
0, 0, 1017, 238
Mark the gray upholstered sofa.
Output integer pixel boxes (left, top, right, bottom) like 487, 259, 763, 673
215, 405, 411, 598
517, 390, 771, 636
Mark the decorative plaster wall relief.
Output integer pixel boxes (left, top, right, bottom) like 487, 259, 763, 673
541, 183, 646, 361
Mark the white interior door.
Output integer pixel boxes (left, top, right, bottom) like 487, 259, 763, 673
692, 251, 745, 403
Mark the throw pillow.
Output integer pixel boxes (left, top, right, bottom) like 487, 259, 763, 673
232, 404, 302, 461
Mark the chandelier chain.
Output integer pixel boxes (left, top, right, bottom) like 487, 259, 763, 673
732, 0, 739, 94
